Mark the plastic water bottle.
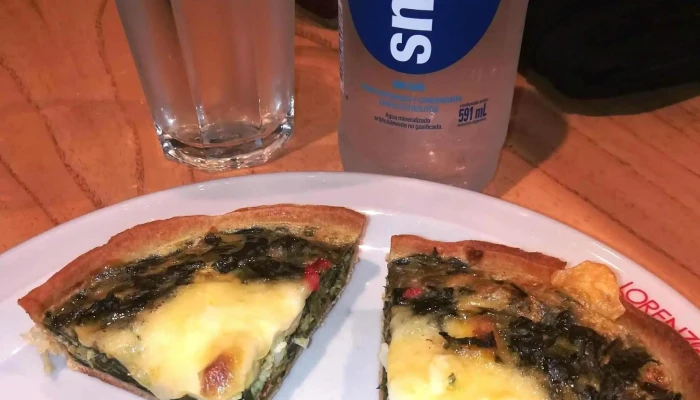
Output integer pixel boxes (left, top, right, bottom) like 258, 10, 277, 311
338, 0, 529, 191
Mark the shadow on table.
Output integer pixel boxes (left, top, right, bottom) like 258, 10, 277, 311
523, 72, 700, 117
487, 86, 569, 198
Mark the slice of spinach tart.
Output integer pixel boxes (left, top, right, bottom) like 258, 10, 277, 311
18, 204, 366, 400
380, 235, 700, 400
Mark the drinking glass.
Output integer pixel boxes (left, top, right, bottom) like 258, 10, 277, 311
116, 0, 295, 171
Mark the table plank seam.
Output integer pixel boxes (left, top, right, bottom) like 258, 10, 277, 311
0, 153, 59, 225
607, 116, 700, 179
95, 0, 145, 196
573, 125, 700, 219
0, 56, 104, 209
651, 111, 700, 146
507, 147, 700, 282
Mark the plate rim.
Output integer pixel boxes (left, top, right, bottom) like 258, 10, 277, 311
0, 171, 630, 259
0, 171, 692, 306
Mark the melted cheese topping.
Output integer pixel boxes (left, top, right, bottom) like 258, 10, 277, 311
75, 275, 310, 400
386, 308, 548, 400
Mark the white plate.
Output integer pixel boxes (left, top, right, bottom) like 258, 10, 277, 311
1, 172, 698, 399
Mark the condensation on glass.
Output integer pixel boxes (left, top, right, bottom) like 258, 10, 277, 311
116, 0, 295, 171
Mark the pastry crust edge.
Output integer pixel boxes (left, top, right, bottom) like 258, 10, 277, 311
18, 204, 366, 324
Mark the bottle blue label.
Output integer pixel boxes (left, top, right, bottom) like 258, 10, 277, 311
349, 0, 501, 75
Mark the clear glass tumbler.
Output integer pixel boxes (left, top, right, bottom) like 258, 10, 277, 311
116, 0, 295, 171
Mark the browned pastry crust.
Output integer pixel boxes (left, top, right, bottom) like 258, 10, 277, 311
18, 204, 366, 324
618, 302, 700, 399
387, 234, 700, 399
389, 235, 567, 284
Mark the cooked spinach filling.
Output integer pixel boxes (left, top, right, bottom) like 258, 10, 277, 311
43, 227, 355, 400
505, 313, 681, 400
384, 253, 683, 400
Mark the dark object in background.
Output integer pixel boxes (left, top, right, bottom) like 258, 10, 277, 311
520, 0, 700, 99
296, 0, 700, 99
297, 0, 337, 20
296, 0, 338, 28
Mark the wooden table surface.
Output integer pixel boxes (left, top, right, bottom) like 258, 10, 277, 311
1, 1, 699, 309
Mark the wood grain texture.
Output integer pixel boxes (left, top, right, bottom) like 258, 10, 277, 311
0, 1, 698, 310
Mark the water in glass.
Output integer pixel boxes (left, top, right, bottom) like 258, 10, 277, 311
116, 0, 295, 171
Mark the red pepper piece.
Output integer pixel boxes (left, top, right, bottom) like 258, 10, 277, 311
303, 258, 332, 291
403, 287, 423, 299
308, 258, 331, 272
304, 267, 320, 291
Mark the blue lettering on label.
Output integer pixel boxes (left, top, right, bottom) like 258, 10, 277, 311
350, 0, 501, 75
392, 80, 425, 92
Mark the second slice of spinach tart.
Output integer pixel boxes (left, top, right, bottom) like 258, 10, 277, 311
380, 235, 700, 400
